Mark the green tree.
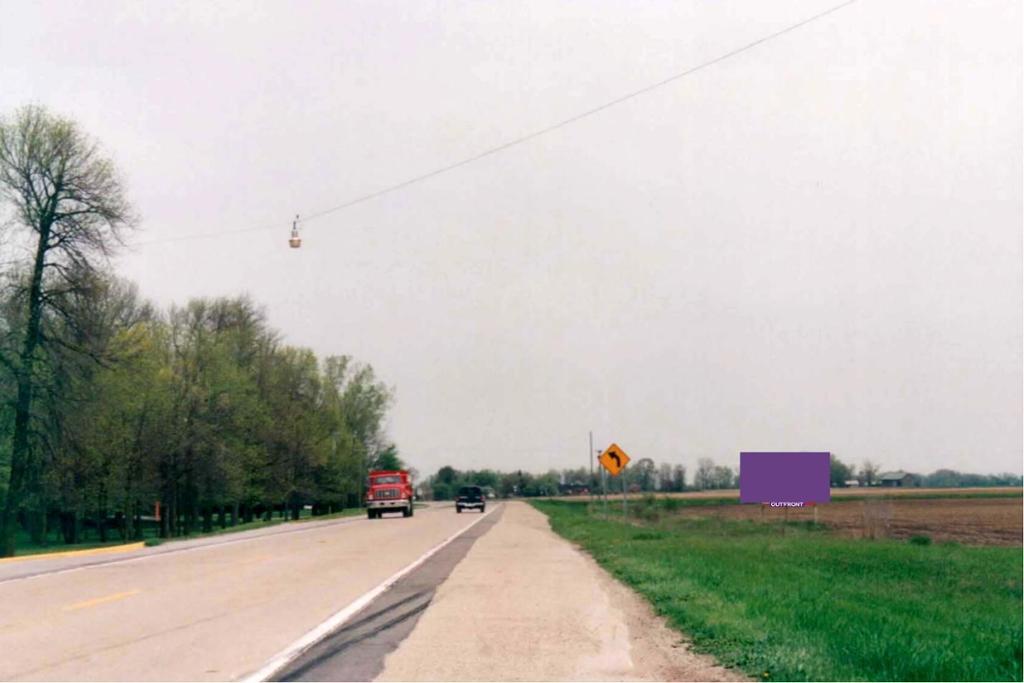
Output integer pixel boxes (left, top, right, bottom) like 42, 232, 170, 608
830, 454, 853, 486
0, 106, 135, 555
49, 279, 162, 542
371, 444, 403, 471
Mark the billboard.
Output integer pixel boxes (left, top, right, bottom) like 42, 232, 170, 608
739, 452, 830, 505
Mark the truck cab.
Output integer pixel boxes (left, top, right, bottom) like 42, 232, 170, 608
455, 485, 486, 513
365, 470, 414, 519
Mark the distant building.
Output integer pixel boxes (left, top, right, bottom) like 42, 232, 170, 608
879, 471, 914, 487
844, 479, 861, 487
557, 481, 590, 496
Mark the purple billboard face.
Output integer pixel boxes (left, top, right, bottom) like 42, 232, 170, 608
740, 452, 831, 504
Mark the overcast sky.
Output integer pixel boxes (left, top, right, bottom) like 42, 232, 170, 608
1, 1, 1020, 476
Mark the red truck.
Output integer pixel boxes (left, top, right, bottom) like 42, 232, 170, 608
365, 470, 414, 519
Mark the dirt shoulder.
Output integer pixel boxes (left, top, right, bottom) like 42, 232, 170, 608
377, 501, 746, 682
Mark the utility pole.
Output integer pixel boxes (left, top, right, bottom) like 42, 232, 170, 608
589, 431, 594, 504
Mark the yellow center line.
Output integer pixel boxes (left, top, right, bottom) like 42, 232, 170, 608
0, 541, 145, 564
63, 589, 142, 611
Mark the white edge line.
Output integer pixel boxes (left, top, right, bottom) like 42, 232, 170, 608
3, 504, 446, 585
3, 511, 385, 585
240, 504, 499, 683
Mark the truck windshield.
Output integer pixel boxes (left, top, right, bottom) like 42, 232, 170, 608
372, 475, 402, 485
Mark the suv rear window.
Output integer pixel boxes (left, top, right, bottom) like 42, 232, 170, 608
458, 486, 482, 496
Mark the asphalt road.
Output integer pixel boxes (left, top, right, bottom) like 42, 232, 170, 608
0, 502, 485, 681
0, 513, 371, 584
274, 507, 502, 682
0, 501, 741, 682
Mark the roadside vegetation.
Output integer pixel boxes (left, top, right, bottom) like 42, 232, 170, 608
533, 499, 1023, 682
8, 505, 364, 558
0, 106, 403, 557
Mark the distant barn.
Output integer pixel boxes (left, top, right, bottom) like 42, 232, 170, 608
879, 471, 914, 487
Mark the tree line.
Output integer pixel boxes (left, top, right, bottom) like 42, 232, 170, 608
828, 456, 1020, 488
421, 461, 693, 500
421, 455, 1021, 500
0, 106, 400, 556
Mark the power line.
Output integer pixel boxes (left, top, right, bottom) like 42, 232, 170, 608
131, 220, 282, 247
135, 0, 858, 247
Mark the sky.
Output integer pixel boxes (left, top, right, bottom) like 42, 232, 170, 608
1, 0, 1020, 477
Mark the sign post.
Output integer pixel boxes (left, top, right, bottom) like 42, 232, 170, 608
601, 467, 608, 517
622, 468, 627, 519
597, 443, 632, 521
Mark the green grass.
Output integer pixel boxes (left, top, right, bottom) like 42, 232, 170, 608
533, 500, 1023, 682
167, 507, 364, 540
10, 507, 364, 558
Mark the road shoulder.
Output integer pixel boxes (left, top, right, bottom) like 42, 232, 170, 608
273, 506, 503, 682
377, 501, 746, 682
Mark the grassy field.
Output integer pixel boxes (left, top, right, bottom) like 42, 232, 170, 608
533, 499, 1023, 682
10, 507, 364, 558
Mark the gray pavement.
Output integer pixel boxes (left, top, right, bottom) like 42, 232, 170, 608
0, 505, 446, 584
0, 501, 480, 681
274, 507, 500, 682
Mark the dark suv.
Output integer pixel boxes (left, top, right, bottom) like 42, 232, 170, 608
455, 485, 486, 513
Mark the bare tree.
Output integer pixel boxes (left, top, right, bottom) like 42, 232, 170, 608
657, 462, 671, 491
671, 464, 687, 492
0, 105, 135, 556
633, 457, 656, 491
694, 458, 715, 490
711, 465, 736, 489
859, 460, 880, 487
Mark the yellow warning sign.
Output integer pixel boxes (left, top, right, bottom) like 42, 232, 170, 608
598, 443, 631, 477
